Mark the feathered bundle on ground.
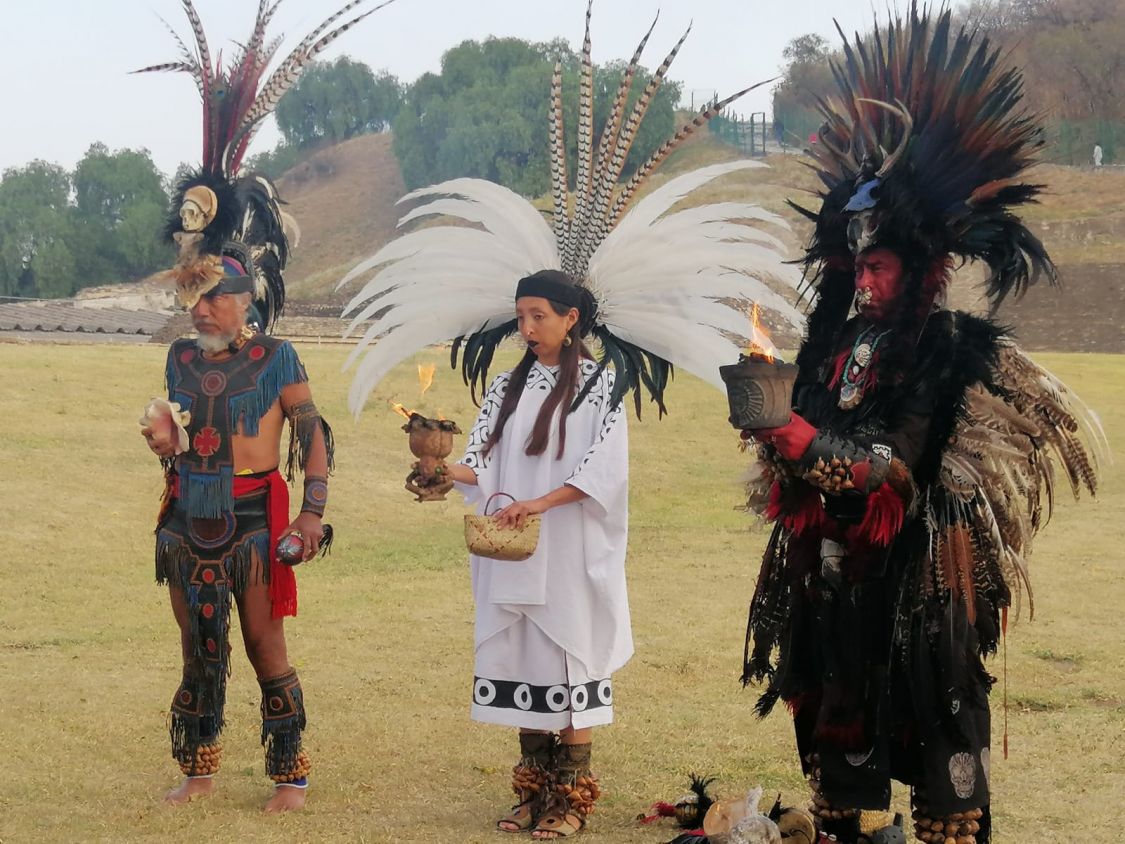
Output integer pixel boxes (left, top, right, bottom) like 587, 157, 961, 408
340, 0, 803, 418
638, 774, 717, 831
137, 0, 397, 327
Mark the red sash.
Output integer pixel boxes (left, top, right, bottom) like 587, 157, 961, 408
233, 472, 297, 619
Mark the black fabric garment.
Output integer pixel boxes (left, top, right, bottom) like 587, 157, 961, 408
157, 489, 272, 770
745, 310, 1003, 816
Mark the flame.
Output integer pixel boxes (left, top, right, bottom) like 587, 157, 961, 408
744, 302, 777, 363
389, 401, 414, 420
417, 363, 436, 397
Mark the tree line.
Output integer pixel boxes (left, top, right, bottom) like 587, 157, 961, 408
772, 0, 1125, 164
253, 40, 679, 197
0, 145, 167, 299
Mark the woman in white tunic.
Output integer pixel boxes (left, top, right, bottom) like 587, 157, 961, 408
446, 270, 631, 838
337, 13, 800, 832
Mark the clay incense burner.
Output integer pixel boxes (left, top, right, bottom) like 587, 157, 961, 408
719, 353, 799, 431
403, 413, 462, 502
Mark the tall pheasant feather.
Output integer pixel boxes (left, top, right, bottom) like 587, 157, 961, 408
135, 0, 399, 178
340, 2, 800, 417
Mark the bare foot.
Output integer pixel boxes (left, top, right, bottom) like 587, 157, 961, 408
163, 776, 214, 806
264, 784, 307, 813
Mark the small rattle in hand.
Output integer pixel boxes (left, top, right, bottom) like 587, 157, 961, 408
277, 525, 334, 565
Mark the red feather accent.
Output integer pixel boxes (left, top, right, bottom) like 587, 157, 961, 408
639, 802, 678, 824
784, 691, 817, 718
766, 481, 826, 536
854, 481, 905, 546
826, 346, 850, 391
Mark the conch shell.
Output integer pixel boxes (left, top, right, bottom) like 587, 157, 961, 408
140, 398, 191, 455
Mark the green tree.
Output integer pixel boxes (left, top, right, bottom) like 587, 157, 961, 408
275, 57, 403, 149
771, 33, 836, 146
72, 143, 169, 286
956, 0, 1125, 162
393, 36, 680, 196
0, 161, 77, 298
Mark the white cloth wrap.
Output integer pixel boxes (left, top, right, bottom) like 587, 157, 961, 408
454, 359, 633, 723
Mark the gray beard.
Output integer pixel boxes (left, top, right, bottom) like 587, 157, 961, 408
195, 331, 236, 354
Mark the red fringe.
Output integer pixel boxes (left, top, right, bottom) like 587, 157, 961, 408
766, 482, 825, 536
765, 481, 784, 521
855, 482, 905, 546
785, 691, 816, 717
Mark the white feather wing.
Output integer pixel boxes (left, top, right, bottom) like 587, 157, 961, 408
590, 160, 804, 386
338, 178, 558, 416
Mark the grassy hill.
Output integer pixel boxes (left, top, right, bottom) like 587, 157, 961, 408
277, 133, 406, 305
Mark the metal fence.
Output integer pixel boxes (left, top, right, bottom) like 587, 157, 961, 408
709, 112, 771, 156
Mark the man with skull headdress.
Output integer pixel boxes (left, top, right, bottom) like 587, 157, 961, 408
729, 9, 1102, 844
133, 0, 391, 810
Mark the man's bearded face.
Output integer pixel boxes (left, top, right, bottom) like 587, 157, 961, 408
854, 247, 905, 324
191, 292, 247, 353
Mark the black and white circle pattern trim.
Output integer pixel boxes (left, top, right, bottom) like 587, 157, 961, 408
473, 677, 612, 715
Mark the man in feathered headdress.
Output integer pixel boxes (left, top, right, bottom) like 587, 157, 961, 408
731, 7, 1103, 843
135, 0, 394, 811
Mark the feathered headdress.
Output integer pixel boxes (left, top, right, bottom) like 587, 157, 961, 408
340, 1, 803, 417
793, 3, 1056, 369
136, 0, 397, 328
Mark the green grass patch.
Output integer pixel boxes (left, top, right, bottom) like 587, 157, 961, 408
0, 343, 1122, 841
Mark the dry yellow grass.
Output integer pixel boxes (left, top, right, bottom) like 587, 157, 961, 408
0, 342, 1121, 843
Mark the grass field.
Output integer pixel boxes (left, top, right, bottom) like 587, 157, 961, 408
0, 342, 1121, 843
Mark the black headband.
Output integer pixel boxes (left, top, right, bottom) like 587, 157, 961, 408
515, 273, 583, 309
208, 276, 255, 297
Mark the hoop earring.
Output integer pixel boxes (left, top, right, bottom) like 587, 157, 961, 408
563, 334, 572, 347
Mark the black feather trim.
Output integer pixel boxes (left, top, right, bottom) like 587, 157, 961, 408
453, 320, 518, 405
590, 326, 671, 419
237, 173, 290, 329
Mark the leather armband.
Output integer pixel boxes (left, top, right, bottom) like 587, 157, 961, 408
798, 431, 891, 494
301, 475, 328, 517
286, 399, 335, 481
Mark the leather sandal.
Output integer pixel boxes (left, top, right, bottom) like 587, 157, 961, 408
498, 733, 555, 832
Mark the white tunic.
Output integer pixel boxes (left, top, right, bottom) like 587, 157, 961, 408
455, 359, 632, 728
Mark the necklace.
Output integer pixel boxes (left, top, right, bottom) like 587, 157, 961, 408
838, 326, 889, 410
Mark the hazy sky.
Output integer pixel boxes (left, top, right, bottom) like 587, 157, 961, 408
0, 0, 886, 177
